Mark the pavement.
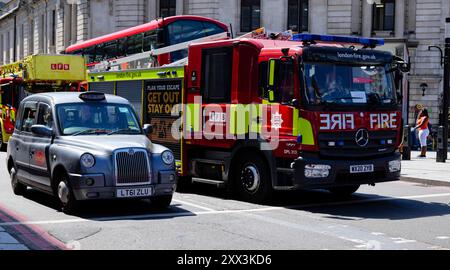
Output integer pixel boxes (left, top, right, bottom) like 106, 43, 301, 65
401, 150, 450, 187
0, 203, 66, 250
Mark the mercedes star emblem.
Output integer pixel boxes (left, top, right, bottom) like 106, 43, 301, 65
355, 129, 370, 147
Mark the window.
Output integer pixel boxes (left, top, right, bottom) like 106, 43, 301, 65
37, 103, 53, 129
275, 61, 295, 104
201, 47, 233, 103
51, 10, 56, 47
259, 61, 268, 98
160, 0, 176, 18
29, 19, 34, 54
102, 41, 119, 60
21, 103, 37, 132
39, 14, 45, 52
143, 30, 159, 51
126, 34, 144, 55
241, 0, 261, 33
372, 0, 395, 32
0, 34, 3, 64
20, 24, 25, 58
287, 0, 309, 33
167, 20, 206, 45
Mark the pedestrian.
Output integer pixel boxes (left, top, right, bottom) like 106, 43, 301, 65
415, 108, 430, 158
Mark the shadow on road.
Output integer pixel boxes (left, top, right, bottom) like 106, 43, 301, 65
178, 182, 450, 221
22, 189, 196, 221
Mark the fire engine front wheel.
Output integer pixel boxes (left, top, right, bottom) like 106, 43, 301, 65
234, 153, 272, 204
328, 185, 360, 197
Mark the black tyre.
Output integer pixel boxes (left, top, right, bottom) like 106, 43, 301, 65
10, 167, 27, 196
328, 185, 360, 197
233, 153, 272, 204
56, 175, 79, 214
175, 176, 193, 192
150, 195, 173, 209
0, 130, 6, 152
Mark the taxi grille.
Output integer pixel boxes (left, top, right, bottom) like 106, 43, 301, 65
115, 149, 151, 186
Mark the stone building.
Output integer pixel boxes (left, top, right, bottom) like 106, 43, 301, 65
0, 0, 449, 125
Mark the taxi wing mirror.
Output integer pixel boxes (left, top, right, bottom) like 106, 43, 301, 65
31, 125, 54, 137
143, 124, 153, 135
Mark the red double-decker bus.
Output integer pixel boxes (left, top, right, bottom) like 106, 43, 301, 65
65, 15, 229, 68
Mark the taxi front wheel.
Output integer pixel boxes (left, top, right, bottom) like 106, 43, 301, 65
11, 168, 27, 196
57, 176, 79, 214
150, 195, 173, 209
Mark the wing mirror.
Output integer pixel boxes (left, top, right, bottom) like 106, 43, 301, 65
143, 124, 153, 135
31, 125, 54, 137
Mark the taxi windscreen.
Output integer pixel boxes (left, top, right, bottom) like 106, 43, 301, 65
56, 103, 142, 136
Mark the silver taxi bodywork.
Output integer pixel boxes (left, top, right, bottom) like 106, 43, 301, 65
6, 92, 176, 209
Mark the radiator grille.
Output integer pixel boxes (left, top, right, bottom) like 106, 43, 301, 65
115, 149, 151, 186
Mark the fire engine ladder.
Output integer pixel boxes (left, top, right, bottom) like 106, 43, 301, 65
93, 31, 228, 71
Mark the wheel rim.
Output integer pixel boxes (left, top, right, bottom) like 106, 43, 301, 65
10, 168, 17, 187
240, 164, 261, 194
58, 181, 69, 204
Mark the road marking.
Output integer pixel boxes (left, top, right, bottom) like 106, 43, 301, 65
172, 198, 216, 212
391, 237, 417, 244
0, 192, 449, 227
436, 236, 450, 240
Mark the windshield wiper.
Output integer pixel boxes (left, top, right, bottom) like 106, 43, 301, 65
107, 128, 141, 136
72, 129, 109, 136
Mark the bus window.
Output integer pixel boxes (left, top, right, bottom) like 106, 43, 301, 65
126, 34, 144, 55
167, 20, 206, 45
117, 38, 127, 57
103, 40, 119, 60
143, 30, 159, 51
83, 46, 97, 63
202, 22, 226, 37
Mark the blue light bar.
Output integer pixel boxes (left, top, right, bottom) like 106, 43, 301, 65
292, 34, 385, 47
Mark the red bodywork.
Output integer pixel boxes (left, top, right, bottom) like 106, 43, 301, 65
182, 38, 402, 166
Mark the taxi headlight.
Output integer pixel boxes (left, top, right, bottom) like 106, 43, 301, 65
80, 153, 96, 168
161, 151, 174, 165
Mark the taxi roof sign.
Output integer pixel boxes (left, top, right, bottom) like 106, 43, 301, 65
292, 34, 385, 47
79, 92, 106, 101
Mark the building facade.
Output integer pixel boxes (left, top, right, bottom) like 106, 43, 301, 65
0, 0, 448, 125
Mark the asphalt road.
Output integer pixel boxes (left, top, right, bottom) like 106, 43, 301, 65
1, 152, 450, 250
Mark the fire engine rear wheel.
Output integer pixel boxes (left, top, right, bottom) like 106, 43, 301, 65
234, 153, 272, 203
328, 185, 360, 197
176, 176, 193, 192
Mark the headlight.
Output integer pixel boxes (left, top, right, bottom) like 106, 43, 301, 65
389, 160, 401, 172
80, 153, 95, 168
161, 151, 174, 165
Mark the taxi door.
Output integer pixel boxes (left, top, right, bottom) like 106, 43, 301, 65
13, 101, 38, 183
28, 102, 53, 189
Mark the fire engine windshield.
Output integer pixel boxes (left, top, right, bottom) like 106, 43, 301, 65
303, 63, 396, 107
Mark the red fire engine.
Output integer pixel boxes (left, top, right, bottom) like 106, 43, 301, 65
88, 34, 410, 203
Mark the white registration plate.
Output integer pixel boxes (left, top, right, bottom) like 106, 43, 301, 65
350, 164, 374, 174
117, 187, 152, 198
